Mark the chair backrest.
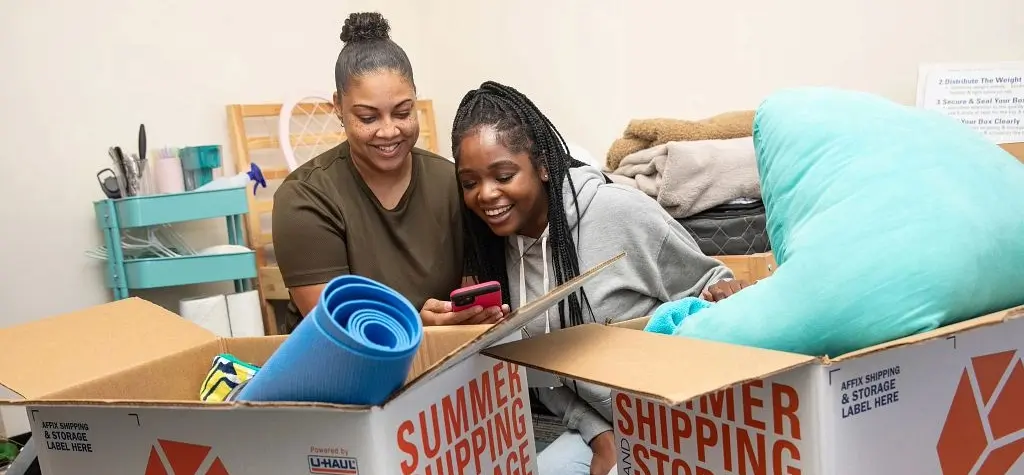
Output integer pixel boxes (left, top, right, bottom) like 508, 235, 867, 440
274, 98, 442, 172
225, 99, 440, 334
277, 97, 342, 172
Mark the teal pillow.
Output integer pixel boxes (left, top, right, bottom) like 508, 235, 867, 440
670, 87, 1024, 356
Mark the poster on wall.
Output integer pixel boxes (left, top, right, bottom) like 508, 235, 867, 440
916, 61, 1024, 144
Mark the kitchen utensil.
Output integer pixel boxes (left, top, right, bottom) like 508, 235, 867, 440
108, 147, 128, 194
114, 146, 140, 197
137, 124, 148, 173
96, 168, 122, 199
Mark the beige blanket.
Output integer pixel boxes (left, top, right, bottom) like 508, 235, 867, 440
609, 137, 760, 218
606, 110, 755, 170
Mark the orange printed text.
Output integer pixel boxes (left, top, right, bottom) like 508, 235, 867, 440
615, 380, 802, 475
397, 361, 533, 475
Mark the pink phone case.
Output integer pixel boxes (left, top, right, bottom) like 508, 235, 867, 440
450, 281, 502, 312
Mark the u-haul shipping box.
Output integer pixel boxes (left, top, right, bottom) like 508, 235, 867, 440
485, 305, 1024, 474
0, 254, 623, 475
0, 299, 535, 475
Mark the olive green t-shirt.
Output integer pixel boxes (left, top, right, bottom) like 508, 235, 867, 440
272, 142, 464, 314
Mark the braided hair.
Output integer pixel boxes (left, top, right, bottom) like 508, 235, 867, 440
452, 81, 595, 328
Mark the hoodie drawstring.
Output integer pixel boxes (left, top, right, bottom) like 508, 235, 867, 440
517, 227, 551, 334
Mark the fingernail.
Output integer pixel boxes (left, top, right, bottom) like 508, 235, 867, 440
444, 302, 452, 312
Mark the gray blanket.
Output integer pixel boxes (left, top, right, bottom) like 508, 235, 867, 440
609, 136, 761, 218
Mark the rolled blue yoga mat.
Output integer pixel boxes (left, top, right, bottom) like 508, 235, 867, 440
237, 274, 423, 405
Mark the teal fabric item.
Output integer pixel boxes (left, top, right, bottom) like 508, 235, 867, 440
669, 87, 1024, 356
645, 297, 713, 335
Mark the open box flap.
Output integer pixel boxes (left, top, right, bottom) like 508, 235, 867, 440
389, 252, 626, 401
0, 297, 218, 401
483, 324, 815, 406
405, 324, 492, 384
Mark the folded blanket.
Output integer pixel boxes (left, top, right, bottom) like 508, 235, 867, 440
644, 297, 713, 335
606, 110, 755, 170
610, 137, 761, 218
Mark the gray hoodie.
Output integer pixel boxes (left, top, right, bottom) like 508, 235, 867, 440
506, 165, 733, 443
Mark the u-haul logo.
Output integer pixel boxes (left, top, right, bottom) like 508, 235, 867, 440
145, 439, 230, 475
308, 455, 359, 474
936, 349, 1024, 475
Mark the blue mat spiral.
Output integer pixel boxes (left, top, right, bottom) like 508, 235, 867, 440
237, 274, 423, 405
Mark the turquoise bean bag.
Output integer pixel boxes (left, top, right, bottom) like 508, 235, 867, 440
666, 87, 1024, 356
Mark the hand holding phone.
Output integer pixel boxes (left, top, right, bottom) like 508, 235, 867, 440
419, 282, 507, 326
451, 281, 503, 312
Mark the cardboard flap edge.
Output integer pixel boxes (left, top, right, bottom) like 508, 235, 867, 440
0, 398, 372, 412
484, 323, 817, 406
0, 382, 25, 402
832, 305, 1024, 362
999, 142, 1024, 163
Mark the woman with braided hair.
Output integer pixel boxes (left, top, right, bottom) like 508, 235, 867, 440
452, 81, 740, 474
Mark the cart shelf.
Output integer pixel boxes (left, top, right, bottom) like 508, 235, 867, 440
102, 187, 249, 228
94, 187, 255, 299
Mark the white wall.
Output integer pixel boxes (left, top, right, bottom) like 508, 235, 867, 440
0, 0, 426, 435
1, 0, 1021, 433
411, 0, 1024, 158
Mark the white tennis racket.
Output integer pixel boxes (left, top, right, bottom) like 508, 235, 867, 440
278, 95, 345, 172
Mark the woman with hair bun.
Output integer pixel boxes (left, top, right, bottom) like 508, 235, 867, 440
273, 12, 507, 327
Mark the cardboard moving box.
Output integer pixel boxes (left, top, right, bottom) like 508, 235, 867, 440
715, 253, 775, 283
0, 253, 624, 475
484, 305, 1024, 474
1001, 142, 1024, 164
0, 299, 535, 475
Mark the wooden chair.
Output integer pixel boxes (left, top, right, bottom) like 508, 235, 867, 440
225, 99, 441, 334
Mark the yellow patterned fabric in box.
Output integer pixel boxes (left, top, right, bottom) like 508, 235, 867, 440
199, 353, 260, 402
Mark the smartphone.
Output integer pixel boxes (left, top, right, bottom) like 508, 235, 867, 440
450, 281, 502, 312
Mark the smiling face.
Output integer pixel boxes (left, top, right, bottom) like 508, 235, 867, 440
457, 126, 549, 238
334, 70, 419, 174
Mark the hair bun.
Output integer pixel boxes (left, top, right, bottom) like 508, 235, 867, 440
340, 12, 391, 44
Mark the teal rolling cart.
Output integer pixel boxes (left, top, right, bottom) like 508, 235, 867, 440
94, 187, 256, 300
